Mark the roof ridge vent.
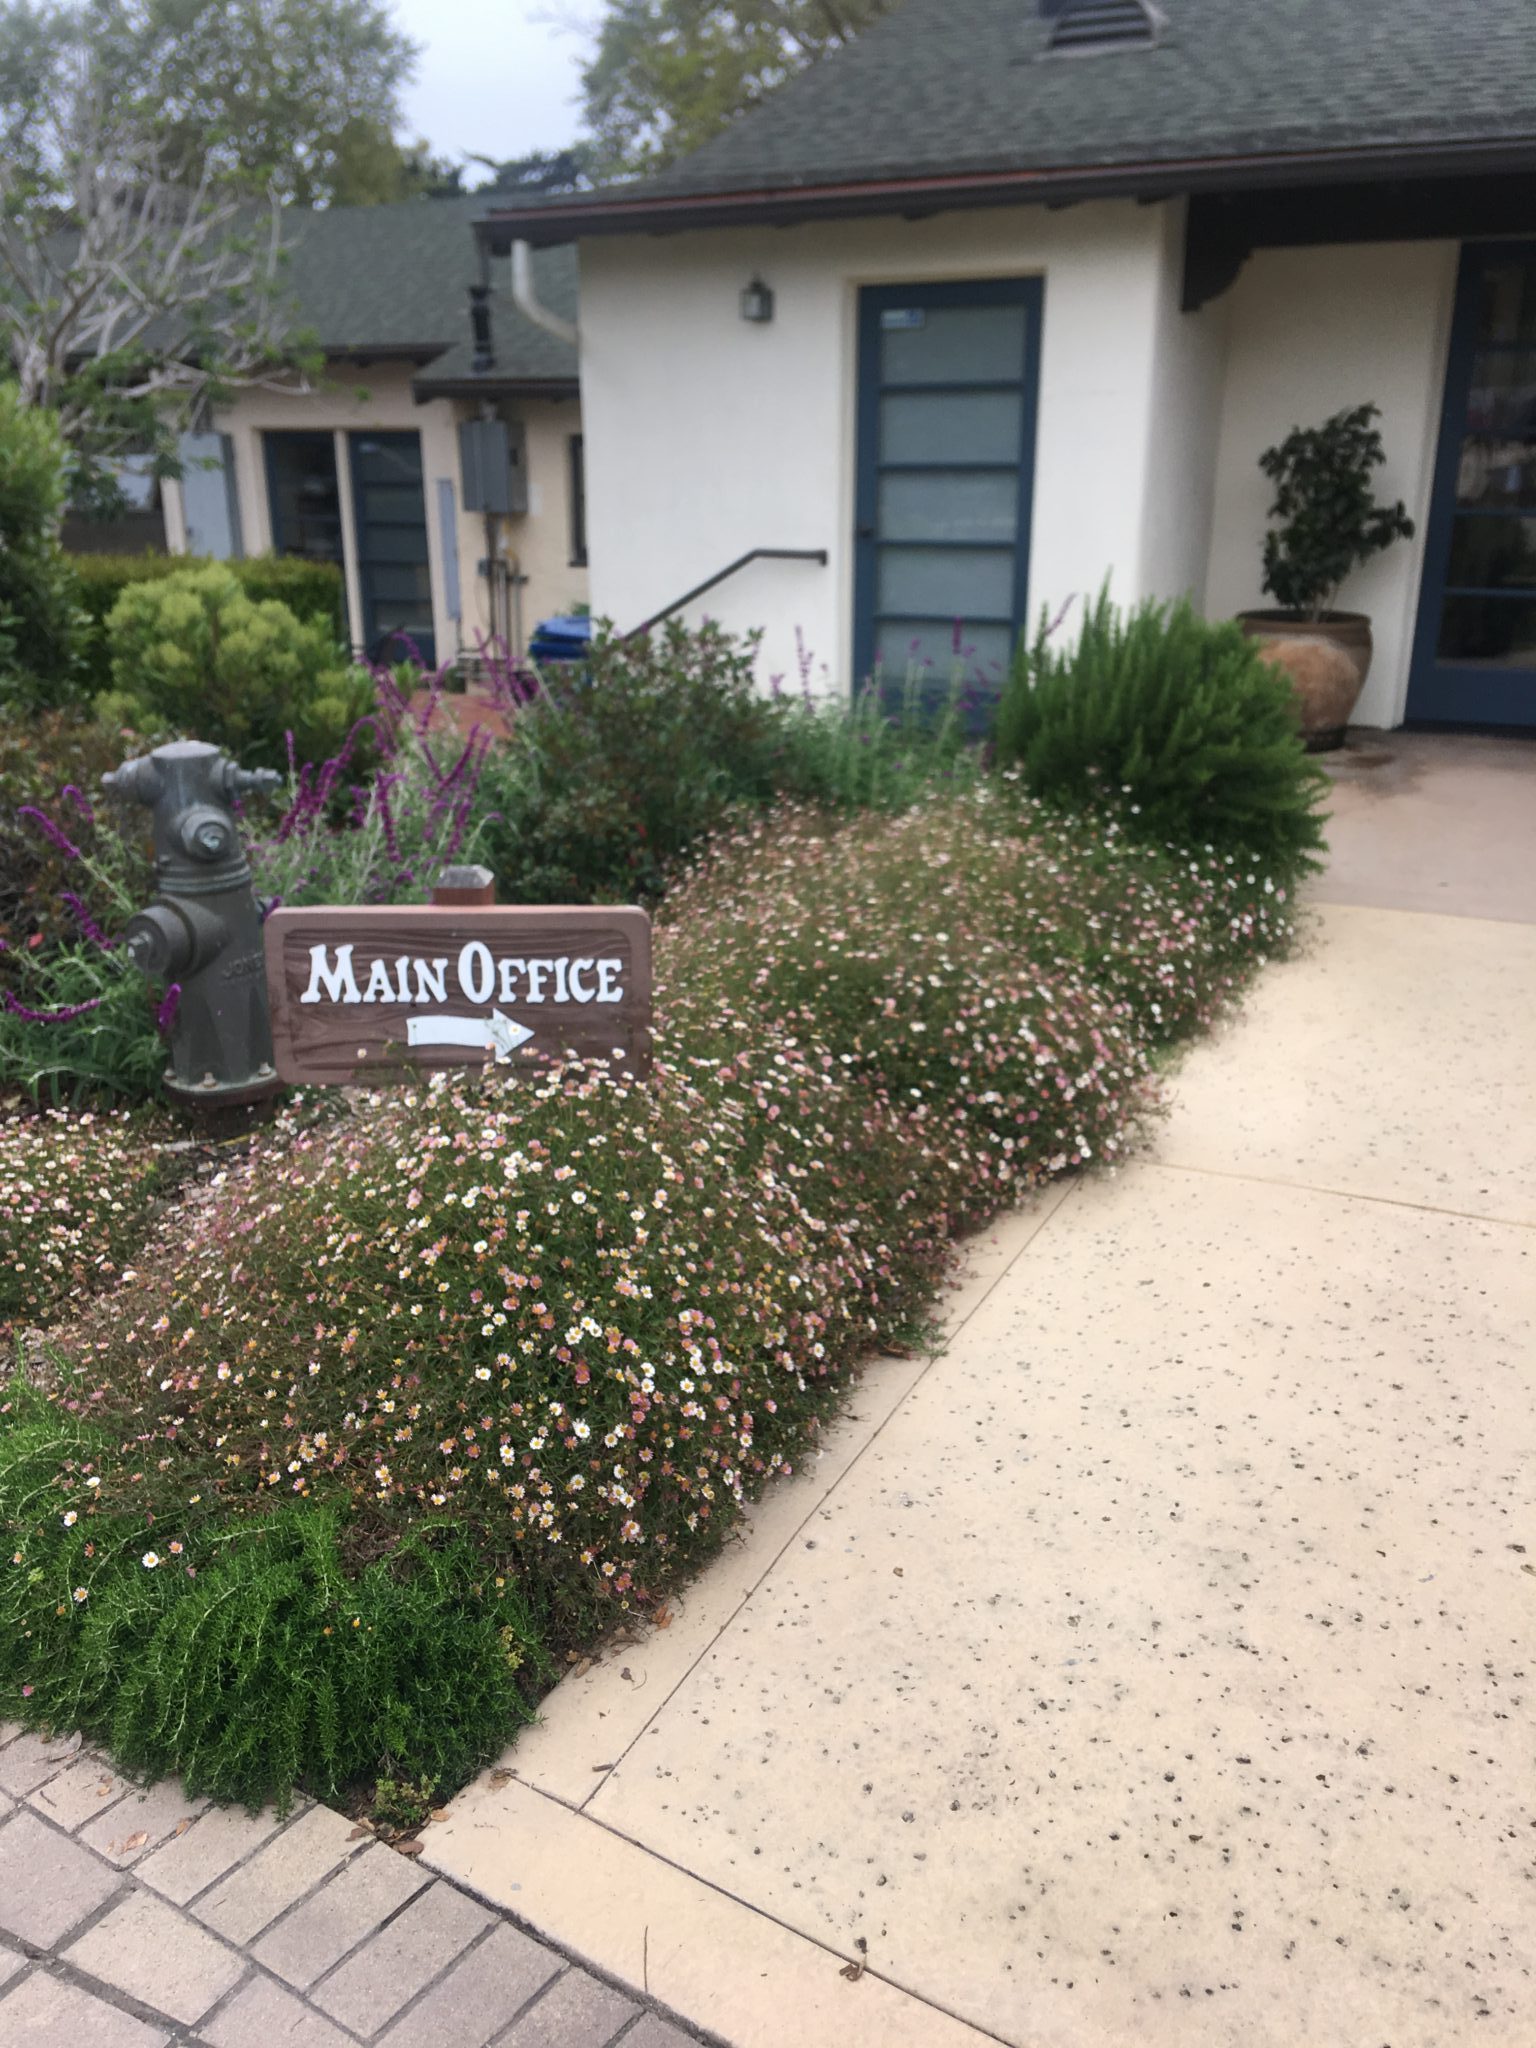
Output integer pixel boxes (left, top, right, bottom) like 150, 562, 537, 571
1045, 0, 1160, 56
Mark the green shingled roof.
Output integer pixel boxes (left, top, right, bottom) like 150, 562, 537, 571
486, 0, 1536, 239
279, 195, 577, 382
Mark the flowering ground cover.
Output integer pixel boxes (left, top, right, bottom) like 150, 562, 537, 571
0, 1104, 173, 1331
0, 780, 1300, 1810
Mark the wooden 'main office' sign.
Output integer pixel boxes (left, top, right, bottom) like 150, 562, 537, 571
264, 906, 653, 1085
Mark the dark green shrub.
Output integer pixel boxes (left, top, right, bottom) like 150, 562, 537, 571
71, 552, 347, 670
479, 620, 978, 904
98, 564, 372, 770
0, 392, 83, 711
993, 591, 1328, 885
478, 620, 788, 902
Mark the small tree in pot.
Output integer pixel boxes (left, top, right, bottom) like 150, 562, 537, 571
1260, 403, 1415, 619
1240, 403, 1416, 751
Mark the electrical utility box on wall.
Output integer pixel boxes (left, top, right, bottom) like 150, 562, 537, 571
458, 417, 528, 517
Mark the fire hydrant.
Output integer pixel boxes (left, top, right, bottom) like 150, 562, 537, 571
105, 740, 283, 1107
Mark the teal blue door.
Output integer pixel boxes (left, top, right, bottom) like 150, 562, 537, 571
854, 279, 1042, 726
1407, 245, 1536, 728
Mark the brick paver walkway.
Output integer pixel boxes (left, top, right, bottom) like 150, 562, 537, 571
0, 1722, 709, 2047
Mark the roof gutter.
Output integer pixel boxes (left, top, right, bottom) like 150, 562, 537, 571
410, 374, 581, 404
477, 134, 1536, 248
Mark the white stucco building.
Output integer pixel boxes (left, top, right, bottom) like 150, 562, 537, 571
480, 0, 1536, 733
154, 198, 589, 668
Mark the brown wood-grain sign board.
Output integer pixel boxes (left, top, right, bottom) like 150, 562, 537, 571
264, 906, 653, 1085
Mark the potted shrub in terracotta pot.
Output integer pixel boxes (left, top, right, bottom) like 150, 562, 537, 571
1238, 402, 1415, 750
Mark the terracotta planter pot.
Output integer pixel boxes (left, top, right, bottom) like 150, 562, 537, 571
1238, 611, 1373, 752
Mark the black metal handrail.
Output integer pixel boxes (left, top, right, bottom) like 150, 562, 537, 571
624, 548, 829, 641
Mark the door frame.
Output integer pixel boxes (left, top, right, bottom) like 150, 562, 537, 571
852, 276, 1044, 694
1406, 238, 1536, 727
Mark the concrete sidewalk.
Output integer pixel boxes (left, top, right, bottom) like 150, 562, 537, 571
425, 736, 1536, 2047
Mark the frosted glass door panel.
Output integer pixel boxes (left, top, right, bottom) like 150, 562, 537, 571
880, 304, 1028, 384
878, 471, 1018, 544
877, 547, 1014, 620
880, 391, 1024, 466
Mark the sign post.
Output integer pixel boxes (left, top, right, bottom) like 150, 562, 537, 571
263, 868, 652, 1085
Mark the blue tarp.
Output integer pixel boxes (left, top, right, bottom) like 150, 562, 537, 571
528, 615, 592, 664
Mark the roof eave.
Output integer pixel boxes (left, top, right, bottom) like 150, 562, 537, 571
476, 134, 1536, 248
410, 372, 581, 404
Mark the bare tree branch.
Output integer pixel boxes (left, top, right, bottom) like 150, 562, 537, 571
0, 17, 306, 473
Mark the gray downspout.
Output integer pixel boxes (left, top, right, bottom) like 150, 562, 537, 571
510, 241, 579, 349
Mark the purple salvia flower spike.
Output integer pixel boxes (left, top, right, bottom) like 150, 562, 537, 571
2, 990, 106, 1024
61, 892, 116, 951
376, 782, 403, 868
17, 806, 82, 860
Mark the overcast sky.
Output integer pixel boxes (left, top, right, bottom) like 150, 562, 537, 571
390, 0, 590, 169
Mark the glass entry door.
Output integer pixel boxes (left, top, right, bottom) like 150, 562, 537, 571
1408, 246, 1536, 727
348, 431, 436, 668
854, 278, 1042, 723
265, 432, 344, 566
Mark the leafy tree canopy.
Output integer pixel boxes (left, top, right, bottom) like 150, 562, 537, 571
0, 0, 421, 207
578, 0, 894, 177
133, 0, 421, 205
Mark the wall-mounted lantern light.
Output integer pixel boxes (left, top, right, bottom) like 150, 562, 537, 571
740, 277, 775, 325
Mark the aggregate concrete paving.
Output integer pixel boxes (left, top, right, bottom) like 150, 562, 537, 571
426, 736, 1536, 2046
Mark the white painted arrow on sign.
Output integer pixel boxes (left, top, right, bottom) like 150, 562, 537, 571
407, 1012, 536, 1061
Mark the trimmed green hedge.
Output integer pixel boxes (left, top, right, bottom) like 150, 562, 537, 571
70, 553, 347, 665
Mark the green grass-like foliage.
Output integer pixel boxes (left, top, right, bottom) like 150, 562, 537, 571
993, 591, 1328, 886
0, 947, 169, 1107
0, 1391, 542, 1811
